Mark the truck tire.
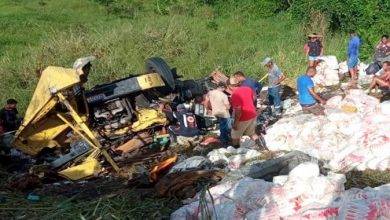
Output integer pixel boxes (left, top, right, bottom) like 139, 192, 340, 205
145, 57, 175, 92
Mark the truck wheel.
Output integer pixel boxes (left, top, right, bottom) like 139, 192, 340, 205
145, 57, 175, 92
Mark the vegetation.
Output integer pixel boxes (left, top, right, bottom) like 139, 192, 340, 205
0, 188, 180, 219
1, 0, 387, 110
0, 0, 351, 111
289, 0, 390, 60
0, 1, 388, 218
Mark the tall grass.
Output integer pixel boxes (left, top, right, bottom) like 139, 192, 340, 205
0, 0, 347, 111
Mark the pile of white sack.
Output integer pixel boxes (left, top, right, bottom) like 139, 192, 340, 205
314, 56, 372, 86
314, 56, 340, 86
340, 61, 372, 86
207, 146, 262, 170
171, 162, 390, 219
265, 89, 390, 172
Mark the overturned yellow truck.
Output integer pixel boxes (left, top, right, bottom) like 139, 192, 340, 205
13, 57, 178, 180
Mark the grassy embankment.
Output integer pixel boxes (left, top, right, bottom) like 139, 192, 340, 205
0, 0, 348, 111
1, 0, 378, 219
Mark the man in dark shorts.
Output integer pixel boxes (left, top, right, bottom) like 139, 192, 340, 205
304, 33, 323, 67
297, 67, 327, 115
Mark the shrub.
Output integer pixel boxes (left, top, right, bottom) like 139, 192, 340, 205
289, 0, 390, 60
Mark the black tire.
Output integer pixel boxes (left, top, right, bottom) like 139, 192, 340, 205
145, 57, 175, 92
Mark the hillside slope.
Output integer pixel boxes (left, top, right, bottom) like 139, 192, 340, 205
0, 0, 347, 110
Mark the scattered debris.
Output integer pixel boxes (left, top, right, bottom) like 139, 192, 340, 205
1, 54, 389, 219
155, 170, 225, 198
149, 154, 178, 182
9, 57, 220, 181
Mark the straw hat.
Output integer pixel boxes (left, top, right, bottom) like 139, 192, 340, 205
308, 34, 323, 38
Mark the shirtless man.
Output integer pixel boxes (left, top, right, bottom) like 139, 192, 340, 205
366, 61, 390, 94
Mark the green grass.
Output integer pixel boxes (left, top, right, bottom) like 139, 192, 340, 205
0, 190, 179, 219
0, 1, 386, 218
0, 0, 348, 111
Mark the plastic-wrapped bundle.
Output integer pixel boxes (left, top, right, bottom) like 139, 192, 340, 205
223, 177, 273, 209
380, 101, 390, 115
318, 56, 340, 69
265, 90, 389, 172
314, 56, 340, 86
252, 163, 346, 218
338, 185, 390, 220
171, 163, 389, 220
339, 61, 349, 75
207, 147, 262, 170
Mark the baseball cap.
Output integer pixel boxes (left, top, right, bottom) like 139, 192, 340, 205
261, 57, 272, 66
73, 56, 96, 70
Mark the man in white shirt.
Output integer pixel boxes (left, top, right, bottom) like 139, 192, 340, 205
205, 82, 231, 145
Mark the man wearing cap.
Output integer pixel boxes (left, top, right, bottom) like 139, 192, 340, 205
229, 77, 259, 147
297, 67, 326, 115
262, 57, 286, 116
205, 82, 231, 145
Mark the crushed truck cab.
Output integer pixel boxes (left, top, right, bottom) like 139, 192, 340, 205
13, 66, 81, 155
13, 57, 176, 180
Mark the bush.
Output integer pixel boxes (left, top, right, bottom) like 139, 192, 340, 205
290, 0, 390, 60
94, 0, 290, 18
209, 0, 289, 18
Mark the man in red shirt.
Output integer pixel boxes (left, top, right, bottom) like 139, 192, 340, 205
229, 77, 259, 146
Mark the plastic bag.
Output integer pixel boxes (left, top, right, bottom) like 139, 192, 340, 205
169, 156, 212, 173
288, 162, 320, 180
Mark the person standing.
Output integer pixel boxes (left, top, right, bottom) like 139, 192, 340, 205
229, 77, 265, 149
0, 99, 21, 132
304, 33, 323, 67
347, 31, 361, 81
233, 71, 262, 95
262, 57, 286, 116
0, 99, 21, 153
233, 71, 262, 107
205, 82, 231, 145
297, 67, 326, 115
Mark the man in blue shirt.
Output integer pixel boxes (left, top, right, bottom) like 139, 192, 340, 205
233, 71, 262, 95
347, 31, 361, 81
297, 67, 326, 115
